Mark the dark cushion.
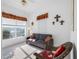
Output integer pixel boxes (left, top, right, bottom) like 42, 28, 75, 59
26, 33, 53, 49
29, 39, 46, 49
53, 45, 65, 57
33, 33, 49, 41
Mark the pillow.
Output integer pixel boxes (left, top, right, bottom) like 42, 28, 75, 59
39, 50, 54, 59
53, 45, 65, 57
30, 34, 36, 39
44, 36, 52, 43
28, 38, 36, 42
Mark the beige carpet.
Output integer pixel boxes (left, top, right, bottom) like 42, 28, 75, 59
11, 44, 42, 59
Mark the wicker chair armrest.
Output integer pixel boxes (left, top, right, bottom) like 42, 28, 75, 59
54, 42, 73, 59
34, 53, 44, 59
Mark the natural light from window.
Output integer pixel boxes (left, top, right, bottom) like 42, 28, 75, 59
2, 17, 26, 40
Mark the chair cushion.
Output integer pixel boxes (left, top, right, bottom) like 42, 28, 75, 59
39, 50, 54, 59
53, 45, 65, 57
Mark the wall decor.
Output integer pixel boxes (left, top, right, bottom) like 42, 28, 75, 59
54, 14, 61, 22
60, 20, 64, 25
52, 21, 55, 25
37, 13, 48, 20
31, 22, 34, 26
2, 12, 27, 21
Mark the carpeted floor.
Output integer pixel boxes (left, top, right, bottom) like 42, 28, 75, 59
2, 42, 26, 59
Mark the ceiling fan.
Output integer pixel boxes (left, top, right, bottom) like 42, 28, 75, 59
21, 0, 37, 5
21, 0, 26, 5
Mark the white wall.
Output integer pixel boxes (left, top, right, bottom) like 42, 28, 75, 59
28, 14, 38, 33
31, 0, 73, 46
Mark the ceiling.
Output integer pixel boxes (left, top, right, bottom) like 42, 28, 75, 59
1, 0, 61, 17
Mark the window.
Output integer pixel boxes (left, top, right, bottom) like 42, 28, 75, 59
2, 27, 16, 39
2, 18, 26, 40
16, 28, 25, 37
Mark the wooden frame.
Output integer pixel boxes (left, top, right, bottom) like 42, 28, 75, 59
2, 12, 27, 21
37, 13, 48, 20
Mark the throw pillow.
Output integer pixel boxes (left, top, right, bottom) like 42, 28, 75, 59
53, 45, 65, 57
39, 50, 54, 59
28, 38, 36, 42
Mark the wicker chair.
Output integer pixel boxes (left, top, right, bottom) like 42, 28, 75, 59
34, 42, 73, 59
